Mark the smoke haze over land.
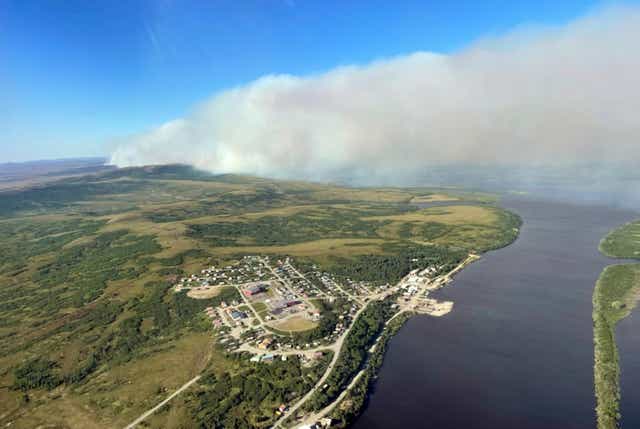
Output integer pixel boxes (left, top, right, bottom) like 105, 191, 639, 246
110, 5, 640, 183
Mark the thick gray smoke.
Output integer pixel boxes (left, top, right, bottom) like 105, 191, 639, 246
110, 6, 640, 181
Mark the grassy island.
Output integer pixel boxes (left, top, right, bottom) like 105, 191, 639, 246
594, 221, 640, 429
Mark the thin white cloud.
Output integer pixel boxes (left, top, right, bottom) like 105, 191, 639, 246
110, 5, 640, 181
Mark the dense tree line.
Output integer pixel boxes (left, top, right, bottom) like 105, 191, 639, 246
31, 230, 161, 308
328, 244, 466, 285
187, 210, 387, 246
187, 354, 330, 428
0, 180, 149, 217
305, 301, 395, 411
329, 313, 412, 427
11, 285, 241, 391
0, 218, 103, 275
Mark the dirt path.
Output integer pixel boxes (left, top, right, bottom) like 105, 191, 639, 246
123, 375, 201, 429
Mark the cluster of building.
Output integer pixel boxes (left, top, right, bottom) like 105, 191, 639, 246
243, 283, 268, 297
204, 306, 223, 328
177, 255, 385, 367
174, 256, 271, 293
274, 259, 324, 297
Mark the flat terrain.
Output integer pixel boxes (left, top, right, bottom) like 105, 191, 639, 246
0, 164, 520, 428
409, 194, 459, 203
272, 316, 319, 332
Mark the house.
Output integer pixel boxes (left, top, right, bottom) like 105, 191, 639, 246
258, 337, 273, 350
261, 353, 275, 362
230, 310, 247, 320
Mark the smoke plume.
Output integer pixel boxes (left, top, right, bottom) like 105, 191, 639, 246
110, 6, 640, 182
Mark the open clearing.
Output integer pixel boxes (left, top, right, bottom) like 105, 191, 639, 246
187, 287, 222, 299
271, 316, 319, 332
364, 205, 497, 225
211, 238, 387, 258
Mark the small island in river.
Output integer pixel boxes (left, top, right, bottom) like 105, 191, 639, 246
593, 220, 640, 429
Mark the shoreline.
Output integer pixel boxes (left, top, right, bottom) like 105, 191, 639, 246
593, 264, 640, 429
278, 254, 482, 429
593, 220, 640, 429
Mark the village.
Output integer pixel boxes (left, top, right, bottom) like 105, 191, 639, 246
172, 253, 478, 428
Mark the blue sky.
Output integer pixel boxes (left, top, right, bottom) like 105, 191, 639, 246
0, 0, 624, 162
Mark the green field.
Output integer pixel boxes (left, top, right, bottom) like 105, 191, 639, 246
593, 220, 640, 429
0, 164, 520, 428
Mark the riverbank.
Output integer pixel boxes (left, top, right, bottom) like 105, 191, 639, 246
593, 264, 640, 429
593, 219, 640, 429
327, 312, 413, 427
350, 198, 638, 429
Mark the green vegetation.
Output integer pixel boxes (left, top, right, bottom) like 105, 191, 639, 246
0, 164, 519, 428
329, 312, 412, 427
305, 301, 396, 411
600, 220, 640, 259
327, 243, 466, 285
188, 209, 386, 246
185, 352, 331, 429
593, 220, 640, 429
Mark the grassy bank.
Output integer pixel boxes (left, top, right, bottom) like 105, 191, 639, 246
328, 312, 413, 427
600, 220, 640, 259
593, 217, 640, 429
304, 301, 396, 412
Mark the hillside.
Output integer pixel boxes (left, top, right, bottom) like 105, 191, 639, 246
0, 165, 520, 428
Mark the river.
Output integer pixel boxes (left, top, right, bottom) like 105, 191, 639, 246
351, 197, 638, 429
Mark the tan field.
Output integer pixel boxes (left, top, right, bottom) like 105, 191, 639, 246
364, 205, 497, 225
187, 287, 222, 299
410, 193, 460, 203
271, 316, 319, 332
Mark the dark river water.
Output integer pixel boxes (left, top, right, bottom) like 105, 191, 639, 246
351, 198, 639, 429
618, 311, 640, 428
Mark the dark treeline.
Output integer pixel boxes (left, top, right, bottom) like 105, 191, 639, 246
187, 211, 387, 246
305, 300, 395, 411
329, 243, 466, 285
11, 283, 240, 392
188, 354, 331, 429
329, 313, 412, 427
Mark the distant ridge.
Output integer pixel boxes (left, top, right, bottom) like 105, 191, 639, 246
0, 157, 113, 191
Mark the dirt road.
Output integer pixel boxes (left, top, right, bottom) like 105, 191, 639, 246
123, 375, 201, 429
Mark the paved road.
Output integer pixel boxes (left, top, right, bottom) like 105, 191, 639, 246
285, 262, 331, 299
329, 278, 364, 305
123, 375, 201, 429
262, 259, 317, 312
275, 256, 476, 428
273, 301, 372, 429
